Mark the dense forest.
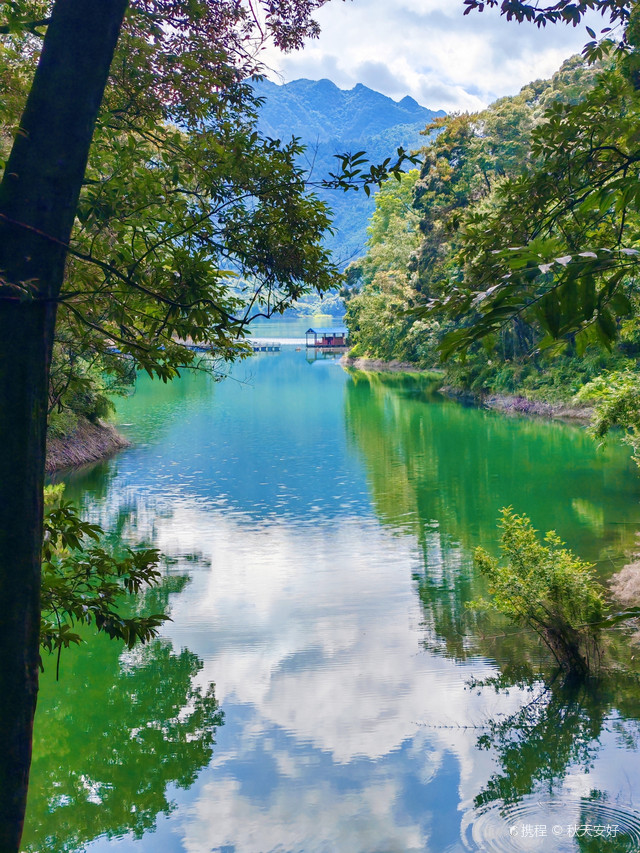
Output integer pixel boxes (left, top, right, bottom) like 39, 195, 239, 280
345, 50, 640, 441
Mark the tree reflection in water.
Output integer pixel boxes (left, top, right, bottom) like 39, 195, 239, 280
21, 577, 223, 853
469, 664, 640, 851
474, 669, 608, 808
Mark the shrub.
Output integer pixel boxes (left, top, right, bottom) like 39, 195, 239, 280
472, 508, 605, 677
575, 369, 640, 465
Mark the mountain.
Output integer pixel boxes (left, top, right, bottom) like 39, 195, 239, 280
254, 78, 437, 145
252, 78, 444, 270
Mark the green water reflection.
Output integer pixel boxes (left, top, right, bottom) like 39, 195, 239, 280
24, 351, 640, 852
21, 581, 223, 853
344, 369, 638, 558
345, 370, 640, 657
345, 369, 640, 851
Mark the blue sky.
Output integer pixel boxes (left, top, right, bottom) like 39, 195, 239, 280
261, 0, 607, 111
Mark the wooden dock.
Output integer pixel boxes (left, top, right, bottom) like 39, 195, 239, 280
250, 341, 280, 352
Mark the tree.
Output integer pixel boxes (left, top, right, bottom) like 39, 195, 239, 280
0, 6, 130, 847
346, 56, 605, 378
472, 509, 605, 677
344, 170, 439, 364
428, 0, 640, 360
0, 2, 341, 848
429, 63, 640, 360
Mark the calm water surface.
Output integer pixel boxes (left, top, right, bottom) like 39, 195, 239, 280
24, 342, 640, 852
248, 313, 343, 341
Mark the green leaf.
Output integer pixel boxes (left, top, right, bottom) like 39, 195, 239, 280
609, 291, 633, 316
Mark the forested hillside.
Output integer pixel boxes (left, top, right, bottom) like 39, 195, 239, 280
345, 54, 640, 409
253, 78, 444, 268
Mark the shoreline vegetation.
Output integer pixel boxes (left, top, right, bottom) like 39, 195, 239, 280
341, 354, 594, 421
46, 418, 130, 475
342, 57, 640, 438
341, 354, 443, 376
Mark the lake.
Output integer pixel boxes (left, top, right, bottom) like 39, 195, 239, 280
23, 335, 640, 852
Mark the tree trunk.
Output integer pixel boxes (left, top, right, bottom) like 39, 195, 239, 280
0, 1, 127, 848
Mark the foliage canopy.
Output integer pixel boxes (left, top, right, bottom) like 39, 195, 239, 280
345, 56, 637, 396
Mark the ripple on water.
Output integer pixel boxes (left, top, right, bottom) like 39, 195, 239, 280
465, 797, 640, 851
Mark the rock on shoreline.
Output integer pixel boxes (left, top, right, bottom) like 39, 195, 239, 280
443, 387, 593, 421
46, 418, 130, 474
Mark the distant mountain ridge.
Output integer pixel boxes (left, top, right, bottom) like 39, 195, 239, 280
254, 78, 437, 145
252, 79, 445, 270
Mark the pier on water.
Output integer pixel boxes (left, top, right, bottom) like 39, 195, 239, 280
176, 334, 348, 353
249, 340, 282, 352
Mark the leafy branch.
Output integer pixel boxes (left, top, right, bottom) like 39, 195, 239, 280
323, 147, 421, 197
40, 486, 169, 679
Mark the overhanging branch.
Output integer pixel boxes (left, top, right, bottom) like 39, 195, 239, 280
0, 17, 51, 36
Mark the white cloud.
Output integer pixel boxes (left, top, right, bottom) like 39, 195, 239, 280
259, 0, 603, 110
182, 775, 427, 853
145, 503, 508, 851
155, 505, 500, 762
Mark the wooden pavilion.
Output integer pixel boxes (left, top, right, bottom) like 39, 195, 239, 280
305, 327, 349, 348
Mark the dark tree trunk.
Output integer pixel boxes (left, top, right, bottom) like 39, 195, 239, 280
0, 1, 127, 848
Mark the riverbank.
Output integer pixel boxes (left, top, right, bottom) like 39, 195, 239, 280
341, 355, 443, 377
443, 387, 594, 421
342, 355, 593, 420
46, 418, 130, 474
